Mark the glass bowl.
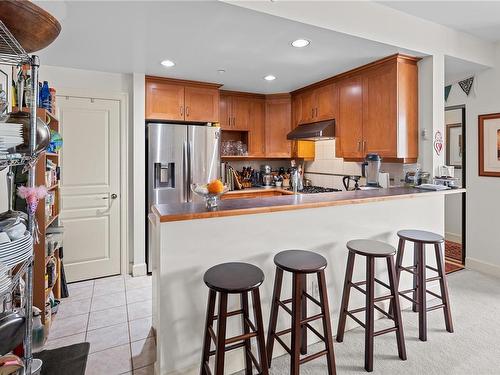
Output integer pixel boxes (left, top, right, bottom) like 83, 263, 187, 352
191, 183, 229, 208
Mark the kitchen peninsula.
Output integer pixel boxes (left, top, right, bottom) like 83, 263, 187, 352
150, 187, 464, 375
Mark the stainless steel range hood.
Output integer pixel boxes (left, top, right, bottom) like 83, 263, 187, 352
286, 119, 336, 141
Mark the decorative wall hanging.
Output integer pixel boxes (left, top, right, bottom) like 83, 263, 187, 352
434, 130, 443, 156
446, 124, 462, 168
478, 113, 500, 177
444, 85, 452, 102
458, 77, 474, 96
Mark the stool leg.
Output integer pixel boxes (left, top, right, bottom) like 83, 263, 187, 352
214, 292, 228, 375
251, 288, 269, 375
389, 238, 405, 316
336, 251, 355, 343
317, 270, 337, 375
300, 273, 308, 355
365, 256, 375, 372
434, 243, 454, 333
266, 267, 283, 368
416, 243, 427, 341
387, 255, 407, 361
290, 273, 303, 375
241, 292, 253, 375
200, 290, 217, 375
412, 243, 419, 313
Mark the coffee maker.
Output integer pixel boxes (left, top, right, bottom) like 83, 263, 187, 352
362, 154, 382, 187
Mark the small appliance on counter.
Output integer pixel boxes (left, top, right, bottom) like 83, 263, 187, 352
362, 153, 382, 187
343, 175, 361, 191
260, 165, 273, 188
403, 163, 431, 187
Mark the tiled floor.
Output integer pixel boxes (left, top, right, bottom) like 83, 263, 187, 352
42, 274, 155, 375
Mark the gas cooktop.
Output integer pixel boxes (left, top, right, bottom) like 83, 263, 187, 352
299, 186, 342, 194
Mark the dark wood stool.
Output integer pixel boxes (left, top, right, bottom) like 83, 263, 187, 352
200, 262, 269, 375
266, 250, 336, 375
336, 240, 407, 372
391, 230, 454, 342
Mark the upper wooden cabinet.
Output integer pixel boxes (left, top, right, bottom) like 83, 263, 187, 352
219, 92, 253, 130
294, 83, 337, 125
248, 99, 265, 157
335, 55, 419, 162
265, 95, 292, 158
145, 76, 221, 122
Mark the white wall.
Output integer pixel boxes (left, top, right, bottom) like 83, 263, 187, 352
446, 43, 500, 273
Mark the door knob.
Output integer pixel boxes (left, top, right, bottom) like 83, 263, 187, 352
111, 194, 118, 199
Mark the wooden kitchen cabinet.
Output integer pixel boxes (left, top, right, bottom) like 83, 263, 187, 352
294, 83, 337, 125
336, 76, 363, 159
291, 95, 315, 160
145, 80, 184, 121
219, 92, 255, 130
184, 86, 219, 122
335, 55, 419, 162
248, 99, 265, 157
145, 76, 221, 122
219, 93, 231, 130
265, 95, 291, 157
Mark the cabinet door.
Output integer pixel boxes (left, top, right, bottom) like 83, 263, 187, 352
248, 99, 265, 157
337, 76, 363, 158
219, 94, 232, 130
184, 86, 219, 122
145, 81, 184, 121
315, 83, 337, 121
231, 97, 252, 130
362, 63, 397, 157
265, 98, 291, 157
297, 91, 315, 124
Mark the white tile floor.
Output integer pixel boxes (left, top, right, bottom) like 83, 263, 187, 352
43, 274, 155, 375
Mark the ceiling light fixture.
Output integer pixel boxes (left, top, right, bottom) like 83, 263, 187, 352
291, 39, 310, 48
264, 75, 276, 81
161, 59, 175, 67
217, 69, 226, 74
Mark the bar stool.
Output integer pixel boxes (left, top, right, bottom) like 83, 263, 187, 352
200, 262, 269, 375
391, 230, 454, 342
266, 250, 336, 375
336, 240, 406, 372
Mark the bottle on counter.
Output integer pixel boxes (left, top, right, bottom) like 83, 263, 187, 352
40, 81, 51, 110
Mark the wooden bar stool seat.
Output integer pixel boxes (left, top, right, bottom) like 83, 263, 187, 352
391, 229, 454, 342
200, 262, 269, 375
337, 240, 407, 372
266, 250, 336, 375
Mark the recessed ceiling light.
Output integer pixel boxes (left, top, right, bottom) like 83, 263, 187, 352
291, 39, 310, 48
161, 59, 175, 67
217, 69, 226, 74
264, 75, 276, 81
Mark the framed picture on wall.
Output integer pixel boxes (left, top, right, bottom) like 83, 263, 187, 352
479, 113, 500, 177
446, 124, 462, 168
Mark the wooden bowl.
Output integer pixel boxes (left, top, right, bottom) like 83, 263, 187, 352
0, 0, 61, 53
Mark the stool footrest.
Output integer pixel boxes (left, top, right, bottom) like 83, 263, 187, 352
300, 312, 323, 325
427, 303, 446, 312
400, 266, 417, 275
350, 281, 366, 294
345, 310, 366, 328
374, 278, 391, 291
299, 349, 329, 365
226, 331, 258, 345
426, 265, 439, 273
213, 309, 243, 321
426, 275, 442, 282
373, 326, 398, 337
398, 292, 418, 305
208, 341, 246, 356
303, 291, 322, 308
348, 304, 394, 321
426, 289, 443, 300
274, 333, 291, 355
277, 299, 293, 316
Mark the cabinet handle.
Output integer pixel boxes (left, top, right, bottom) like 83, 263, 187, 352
180, 106, 183, 116
315, 108, 318, 117
228, 117, 231, 127
233, 117, 236, 127
363, 140, 367, 152
311, 108, 314, 118
186, 106, 190, 117
357, 141, 361, 151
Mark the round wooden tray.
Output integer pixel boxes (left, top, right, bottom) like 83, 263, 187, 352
0, 0, 61, 53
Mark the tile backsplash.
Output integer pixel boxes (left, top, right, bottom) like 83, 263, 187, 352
304, 140, 405, 189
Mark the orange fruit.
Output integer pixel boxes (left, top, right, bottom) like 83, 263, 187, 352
207, 179, 224, 194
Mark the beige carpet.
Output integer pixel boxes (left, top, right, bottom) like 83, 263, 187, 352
240, 269, 500, 374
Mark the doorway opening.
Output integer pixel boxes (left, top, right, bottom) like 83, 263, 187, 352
444, 105, 466, 273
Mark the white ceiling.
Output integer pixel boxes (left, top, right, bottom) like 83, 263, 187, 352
34, 1, 422, 94
380, 1, 500, 42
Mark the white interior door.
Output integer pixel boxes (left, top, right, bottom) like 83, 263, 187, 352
57, 96, 121, 282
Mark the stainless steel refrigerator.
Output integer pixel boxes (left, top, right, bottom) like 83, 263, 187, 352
146, 123, 220, 272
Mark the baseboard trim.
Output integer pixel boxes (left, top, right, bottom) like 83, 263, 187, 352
131, 262, 148, 276
466, 257, 500, 278
445, 232, 462, 244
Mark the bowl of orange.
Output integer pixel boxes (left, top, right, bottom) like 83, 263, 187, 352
191, 180, 229, 208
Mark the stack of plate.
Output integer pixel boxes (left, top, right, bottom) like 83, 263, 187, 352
0, 123, 23, 153
0, 232, 32, 269
0, 262, 9, 296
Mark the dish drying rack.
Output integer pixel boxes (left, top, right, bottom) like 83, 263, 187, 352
0, 19, 43, 375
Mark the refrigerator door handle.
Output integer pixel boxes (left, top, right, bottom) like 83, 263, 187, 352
188, 140, 193, 201
183, 141, 189, 202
